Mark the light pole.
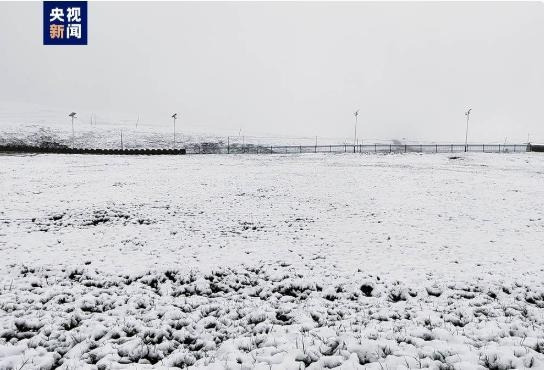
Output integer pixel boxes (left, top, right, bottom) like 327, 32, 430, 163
171, 113, 178, 149
464, 108, 471, 152
68, 112, 77, 148
354, 110, 359, 147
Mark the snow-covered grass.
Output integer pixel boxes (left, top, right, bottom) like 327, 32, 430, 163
1, 152, 544, 369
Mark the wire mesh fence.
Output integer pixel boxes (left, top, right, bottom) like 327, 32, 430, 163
0, 143, 532, 155
185, 143, 531, 155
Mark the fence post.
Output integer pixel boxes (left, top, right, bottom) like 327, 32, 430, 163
420, 144, 422, 153
330, 145, 332, 152
514, 145, 516, 152
451, 144, 453, 153
270, 145, 273, 153
299, 145, 301, 153
435, 144, 438, 153
482, 144, 484, 152
498, 144, 500, 153
344, 144, 346, 152
405, 144, 407, 153
389, 144, 392, 153
374, 144, 377, 153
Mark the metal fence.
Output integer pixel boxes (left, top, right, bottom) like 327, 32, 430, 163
185, 143, 530, 155
0, 143, 532, 156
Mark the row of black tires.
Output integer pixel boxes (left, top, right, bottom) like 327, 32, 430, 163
0, 146, 186, 155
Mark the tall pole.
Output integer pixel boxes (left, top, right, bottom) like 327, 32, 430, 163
464, 108, 471, 152
69, 112, 77, 148
71, 116, 74, 148
354, 110, 359, 146
172, 113, 178, 149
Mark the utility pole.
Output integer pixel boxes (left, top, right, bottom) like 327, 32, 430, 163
171, 113, 178, 149
354, 110, 359, 146
464, 108, 471, 152
120, 130, 124, 150
68, 112, 77, 148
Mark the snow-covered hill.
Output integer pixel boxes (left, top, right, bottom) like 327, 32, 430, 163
0, 101, 360, 150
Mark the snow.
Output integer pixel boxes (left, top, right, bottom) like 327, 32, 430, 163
1, 152, 544, 369
0, 101, 348, 149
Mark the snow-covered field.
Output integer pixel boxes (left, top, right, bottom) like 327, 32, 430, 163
1, 152, 544, 369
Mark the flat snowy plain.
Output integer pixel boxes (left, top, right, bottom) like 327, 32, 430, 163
1, 152, 543, 369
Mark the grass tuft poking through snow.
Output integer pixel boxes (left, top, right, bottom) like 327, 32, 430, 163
1, 264, 544, 368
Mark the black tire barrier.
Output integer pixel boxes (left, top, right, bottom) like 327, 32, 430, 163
0, 145, 186, 155
530, 144, 544, 152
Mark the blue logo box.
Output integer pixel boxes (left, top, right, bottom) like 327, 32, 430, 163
43, 1, 87, 45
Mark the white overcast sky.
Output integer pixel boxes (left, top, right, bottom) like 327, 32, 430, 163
0, 1, 543, 143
